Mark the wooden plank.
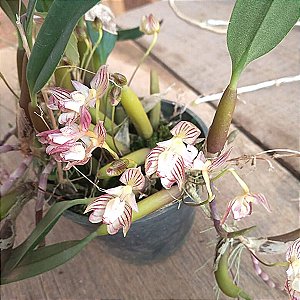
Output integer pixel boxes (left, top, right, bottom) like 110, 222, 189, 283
116, 0, 300, 175
1, 42, 299, 300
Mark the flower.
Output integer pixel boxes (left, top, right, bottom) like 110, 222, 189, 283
224, 192, 271, 221
47, 65, 109, 124
145, 121, 201, 190
85, 3, 117, 34
140, 14, 160, 35
285, 238, 300, 300
84, 167, 145, 236
189, 147, 233, 200
37, 110, 107, 170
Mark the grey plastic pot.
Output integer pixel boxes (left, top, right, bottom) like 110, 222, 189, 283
64, 100, 208, 264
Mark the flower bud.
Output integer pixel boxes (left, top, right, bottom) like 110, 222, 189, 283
110, 72, 127, 86
140, 14, 160, 35
106, 159, 130, 176
109, 85, 122, 106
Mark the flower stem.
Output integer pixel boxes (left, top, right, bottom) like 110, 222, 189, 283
128, 32, 158, 86
0, 72, 20, 99
82, 29, 103, 82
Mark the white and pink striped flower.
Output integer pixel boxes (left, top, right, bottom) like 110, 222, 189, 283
223, 192, 271, 221
37, 117, 107, 170
47, 65, 109, 125
145, 121, 201, 190
84, 167, 145, 236
285, 238, 300, 300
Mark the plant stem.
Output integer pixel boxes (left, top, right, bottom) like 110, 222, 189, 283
0, 72, 20, 99
149, 70, 161, 130
128, 32, 158, 86
82, 29, 103, 82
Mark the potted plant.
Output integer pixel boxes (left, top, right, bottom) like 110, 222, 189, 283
0, 1, 299, 299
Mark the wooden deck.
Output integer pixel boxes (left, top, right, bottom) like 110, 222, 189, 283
1, 1, 299, 299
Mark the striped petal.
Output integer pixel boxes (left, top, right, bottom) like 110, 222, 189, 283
80, 106, 92, 132
90, 65, 109, 98
157, 152, 185, 190
107, 203, 132, 236
286, 238, 300, 261
102, 196, 125, 224
210, 147, 233, 170
94, 121, 106, 141
251, 193, 271, 213
48, 87, 72, 110
58, 111, 78, 125
170, 121, 201, 145
145, 145, 165, 176
84, 194, 113, 223
285, 238, 300, 300
170, 154, 185, 190
120, 167, 145, 191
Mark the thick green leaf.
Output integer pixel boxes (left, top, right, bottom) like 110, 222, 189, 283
36, 0, 53, 12
0, 189, 18, 221
228, 0, 300, 83
117, 26, 144, 41
3, 197, 93, 272
26, 0, 99, 95
65, 32, 80, 65
86, 22, 117, 65
1, 232, 97, 284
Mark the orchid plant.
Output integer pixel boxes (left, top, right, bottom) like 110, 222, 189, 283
0, 0, 299, 299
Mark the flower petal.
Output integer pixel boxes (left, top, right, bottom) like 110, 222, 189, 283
120, 167, 145, 191
145, 145, 165, 176
94, 121, 106, 141
210, 147, 233, 169
84, 194, 113, 223
102, 196, 125, 224
107, 203, 132, 236
71, 80, 90, 98
48, 87, 72, 110
251, 193, 271, 213
170, 154, 185, 190
170, 121, 201, 145
80, 106, 92, 132
58, 111, 78, 125
90, 65, 109, 98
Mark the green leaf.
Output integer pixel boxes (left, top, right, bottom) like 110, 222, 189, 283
0, 189, 18, 221
36, 0, 53, 12
227, 0, 300, 86
1, 232, 97, 284
25, 0, 38, 48
65, 32, 80, 65
117, 26, 144, 41
26, 0, 100, 95
3, 197, 93, 273
86, 22, 118, 65
0, 0, 26, 26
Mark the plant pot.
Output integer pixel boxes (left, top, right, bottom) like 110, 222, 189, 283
64, 100, 208, 264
